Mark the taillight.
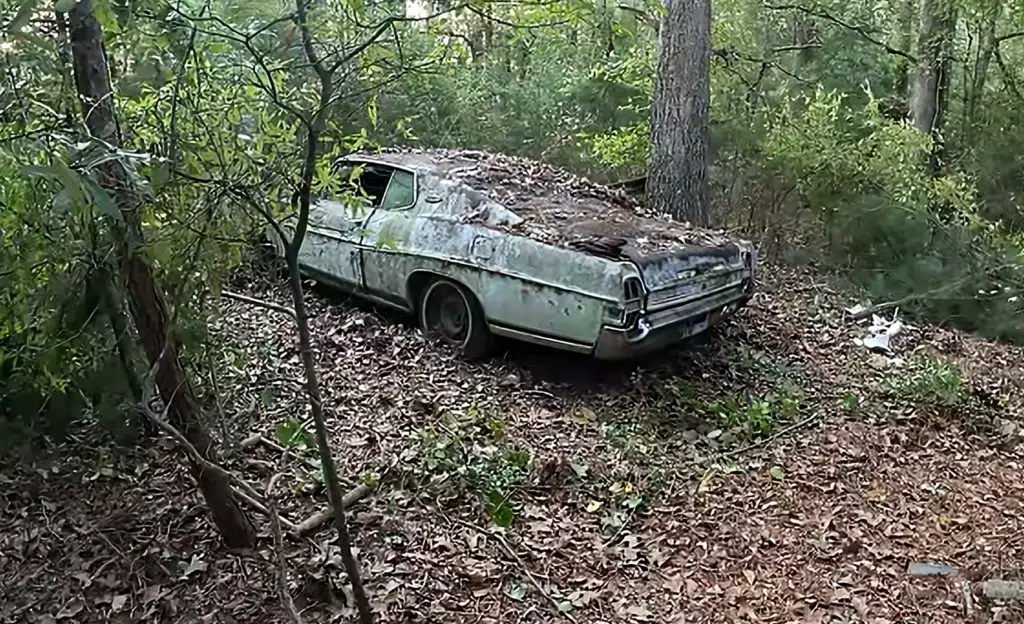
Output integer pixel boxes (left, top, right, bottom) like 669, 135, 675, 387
624, 276, 643, 301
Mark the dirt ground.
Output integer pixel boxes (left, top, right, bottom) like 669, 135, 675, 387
3, 263, 1024, 624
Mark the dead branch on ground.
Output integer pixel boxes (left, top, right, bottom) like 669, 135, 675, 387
293, 483, 374, 538
449, 517, 578, 623
221, 289, 297, 319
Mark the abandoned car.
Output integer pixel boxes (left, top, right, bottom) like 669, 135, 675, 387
265, 148, 757, 360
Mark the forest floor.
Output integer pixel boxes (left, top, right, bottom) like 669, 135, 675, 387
4, 263, 1024, 624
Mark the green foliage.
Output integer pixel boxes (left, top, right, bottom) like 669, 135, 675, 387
412, 405, 532, 526
703, 385, 803, 445
888, 354, 969, 409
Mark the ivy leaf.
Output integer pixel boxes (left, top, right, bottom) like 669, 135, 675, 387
86, 181, 121, 221
484, 490, 514, 528
275, 417, 315, 449
52, 189, 71, 216
505, 582, 526, 601
150, 161, 170, 192
768, 465, 786, 481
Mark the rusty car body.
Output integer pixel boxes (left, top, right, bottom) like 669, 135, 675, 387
266, 148, 757, 360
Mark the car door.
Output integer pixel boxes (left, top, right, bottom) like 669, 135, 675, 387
357, 163, 420, 308
294, 160, 393, 290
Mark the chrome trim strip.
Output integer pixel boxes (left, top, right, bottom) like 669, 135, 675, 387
489, 325, 594, 354
645, 277, 750, 313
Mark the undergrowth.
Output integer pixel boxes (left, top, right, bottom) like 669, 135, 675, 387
887, 354, 969, 410
409, 405, 532, 527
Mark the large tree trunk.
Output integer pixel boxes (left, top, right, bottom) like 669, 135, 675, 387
908, 0, 956, 172
68, 0, 255, 548
647, 0, 712, 225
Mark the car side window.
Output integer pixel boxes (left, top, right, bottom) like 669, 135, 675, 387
380, 169, 416, 210
318, 162, 390, 208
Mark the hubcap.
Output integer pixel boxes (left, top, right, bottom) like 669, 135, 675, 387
426, 284, 469, 345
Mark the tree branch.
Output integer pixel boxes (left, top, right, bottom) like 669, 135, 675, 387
995, 30, 1024, 43
221, 289, 297, 319
766, 3, 916, 62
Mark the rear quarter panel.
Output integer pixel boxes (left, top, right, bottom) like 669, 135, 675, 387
363, 211, 630, 345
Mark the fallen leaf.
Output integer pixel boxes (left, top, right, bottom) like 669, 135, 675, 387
505, 582, 526, 601
663, 575, 684, 593
141, 585, 164, 604
626, 604, 653, 619
56, 601, 83, 619
182, 554, 208, 577
111, 595, 128, 612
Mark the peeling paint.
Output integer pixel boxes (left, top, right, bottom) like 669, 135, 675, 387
277, 151, 756, 359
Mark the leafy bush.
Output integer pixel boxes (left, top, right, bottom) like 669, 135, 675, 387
888, 354, 969, 409
411, 406, 532, 527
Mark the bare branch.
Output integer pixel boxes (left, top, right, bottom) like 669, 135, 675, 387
221, 289, 297, 319
766, 3, 916, 62
448, 517, 578, 622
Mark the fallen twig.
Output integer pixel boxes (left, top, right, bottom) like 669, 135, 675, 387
293, 483, 374, 538
233, 487, 299, 533
221, 289, 297, 319
268, 473, 303, 624
721, 413, 822, 458
449, 517, 577, 623
240, 432, 287, 454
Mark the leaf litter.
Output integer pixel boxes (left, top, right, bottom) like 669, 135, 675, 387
2, 262, 1024, 623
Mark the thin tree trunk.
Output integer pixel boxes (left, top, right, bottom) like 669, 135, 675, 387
287, 2, 373, 621
68, 0, 255, 548
908, 0, 956, 173
894, 0, 917, 105
968, 0, 1000, 126
647, 0, 712, 225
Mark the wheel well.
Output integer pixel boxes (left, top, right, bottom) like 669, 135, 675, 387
406, 271, 484, 318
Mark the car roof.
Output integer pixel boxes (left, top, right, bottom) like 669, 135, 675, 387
343, 149, 492, 178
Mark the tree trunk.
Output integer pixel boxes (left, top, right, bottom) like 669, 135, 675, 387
287, 3, 373, 621
894, 0, 917, 105
647, 0, 712, 225
967, 0, 1000, 126
68, 0, 255, 548
908, 0, 956, 172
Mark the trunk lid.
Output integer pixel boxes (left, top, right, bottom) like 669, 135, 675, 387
629, 243, 752, 308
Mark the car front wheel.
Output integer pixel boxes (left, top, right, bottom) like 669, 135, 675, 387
419, 278, 492, 360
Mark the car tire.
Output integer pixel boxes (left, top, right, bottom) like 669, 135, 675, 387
419, 278, 492, 360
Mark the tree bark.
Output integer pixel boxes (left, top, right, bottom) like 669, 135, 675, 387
68, 0, 255, 548
908, 0, 956, 172
287, 2, 373, 621
647, 0, 712, 225
967, 0, 1000, 127
894, 0, 917, 105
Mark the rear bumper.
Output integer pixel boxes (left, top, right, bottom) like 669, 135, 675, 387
592, 280, 753, 361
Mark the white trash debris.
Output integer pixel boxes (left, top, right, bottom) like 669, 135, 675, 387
852, 308, 908, 353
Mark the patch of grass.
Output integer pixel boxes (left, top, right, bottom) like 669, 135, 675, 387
702, 382, 805, 447
411, 405, 532, 527
888, 354, 968, 409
